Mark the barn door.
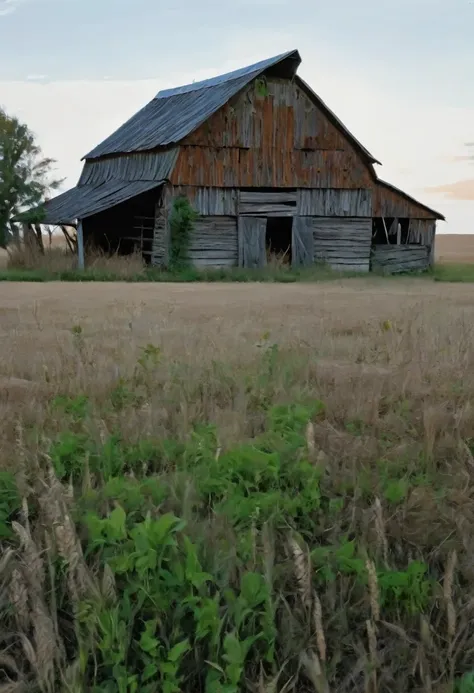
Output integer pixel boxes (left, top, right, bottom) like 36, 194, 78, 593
238, 216, 267, 268
292, 216, 314, 267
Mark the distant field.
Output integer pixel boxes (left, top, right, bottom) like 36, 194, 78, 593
436, 233, 474, 263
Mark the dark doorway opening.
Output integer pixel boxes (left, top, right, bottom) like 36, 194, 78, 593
266, 217, 292, 265
372, 217, 411, 245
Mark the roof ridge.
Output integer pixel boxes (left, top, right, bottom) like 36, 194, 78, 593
154, 49, 300, 100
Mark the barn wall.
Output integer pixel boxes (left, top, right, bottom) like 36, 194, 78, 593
170, 78, 373, 189
152, 185, 171, 266
372, 184, 436, 220
171, 185, 238, 215
188, 216, 238, 267
310, 217, 372, 272
297, 189, 372, 216
371, 245, 431, 273
238, 190, 297, 216
407, 219, 436, 245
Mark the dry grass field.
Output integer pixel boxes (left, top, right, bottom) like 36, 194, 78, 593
436, 233, 474, 263
3, 279, 474, 692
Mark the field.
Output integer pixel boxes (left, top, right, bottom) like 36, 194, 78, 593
436, 234, 474, 263
2, 279, 474, 693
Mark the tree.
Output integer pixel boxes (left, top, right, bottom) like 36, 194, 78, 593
0, 107, 63, 248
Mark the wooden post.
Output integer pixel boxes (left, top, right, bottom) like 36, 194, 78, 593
77, 219, 85, 270
395, 219, 401, 245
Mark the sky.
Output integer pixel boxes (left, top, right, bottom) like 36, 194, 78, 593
0, 0, 473, 233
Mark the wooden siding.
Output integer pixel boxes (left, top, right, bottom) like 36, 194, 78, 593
297, 189, 372, 217
310, 218, 372, 272
171, 186, 237, 216
183, 79, 349, 151
407, 219, 436, 245
188, 216, 238, 267
151, 187, 170, 267
371, 245, 430, 273
238, 216, 267, 268
171, 78, 373, 189
171, 147, 372, 189
238, 190, 297, 216
372, 184, 436, 219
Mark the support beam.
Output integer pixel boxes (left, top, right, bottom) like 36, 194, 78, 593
77, 219, 85, 270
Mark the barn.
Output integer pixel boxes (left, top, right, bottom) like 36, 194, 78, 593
41, 49, 445, 273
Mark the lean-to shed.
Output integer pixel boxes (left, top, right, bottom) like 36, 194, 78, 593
40, 49, 445, 273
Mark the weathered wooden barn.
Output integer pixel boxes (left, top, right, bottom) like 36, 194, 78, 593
41, 49, 445, 273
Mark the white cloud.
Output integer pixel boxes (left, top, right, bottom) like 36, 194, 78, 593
0, 0, 23, 15
1, 45, 472, 232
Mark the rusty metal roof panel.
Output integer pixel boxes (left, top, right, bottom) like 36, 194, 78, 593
41, 180, 163, 225
84, 50, 301, 159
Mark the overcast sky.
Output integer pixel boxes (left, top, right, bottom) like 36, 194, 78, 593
1, 0, 473, 233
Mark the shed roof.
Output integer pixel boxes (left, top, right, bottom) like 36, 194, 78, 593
38, 180, 163, 225
377, 179, 445, 221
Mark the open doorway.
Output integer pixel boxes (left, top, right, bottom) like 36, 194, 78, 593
266, 217, 292, 265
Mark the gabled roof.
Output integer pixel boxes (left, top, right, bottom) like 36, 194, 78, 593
83, 49, 380, 166
84, 50, 301, 159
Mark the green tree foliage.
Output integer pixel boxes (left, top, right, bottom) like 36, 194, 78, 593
0, 107, 63, 247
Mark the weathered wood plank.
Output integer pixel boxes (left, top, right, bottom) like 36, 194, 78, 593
325, 263, 370, 273
192, 258, 236, 267
187, 216, 238, 268
372, 244, 430, 274
187, 251, 238, 260
239, 204, 295, 216
151, 187, 170, 267
373, 244, 428, 254
297, 189, 372, 217
171, 186, 238, 216
238, 216, 267, 268
292, 217, 314, 267
239, 191, 297, 205
310, 217, 372, 273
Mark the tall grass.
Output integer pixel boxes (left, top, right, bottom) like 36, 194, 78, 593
1, 282, 474, 691
7, 243, 146, 278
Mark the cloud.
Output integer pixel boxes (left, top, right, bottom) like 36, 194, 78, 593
0, 0, 23, 15
439, 155, 473, 163
424, 180, 474, 201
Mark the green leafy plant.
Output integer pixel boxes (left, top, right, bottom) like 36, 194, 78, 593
168, 196, 198, 271
0, 471, 20, 539
254, 77, 269, 98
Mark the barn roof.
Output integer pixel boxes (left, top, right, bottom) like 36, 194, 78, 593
84, 49, 380, 165
84, 50, 302, 159
38, 180, 163, 225
377, 179, 445, 221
